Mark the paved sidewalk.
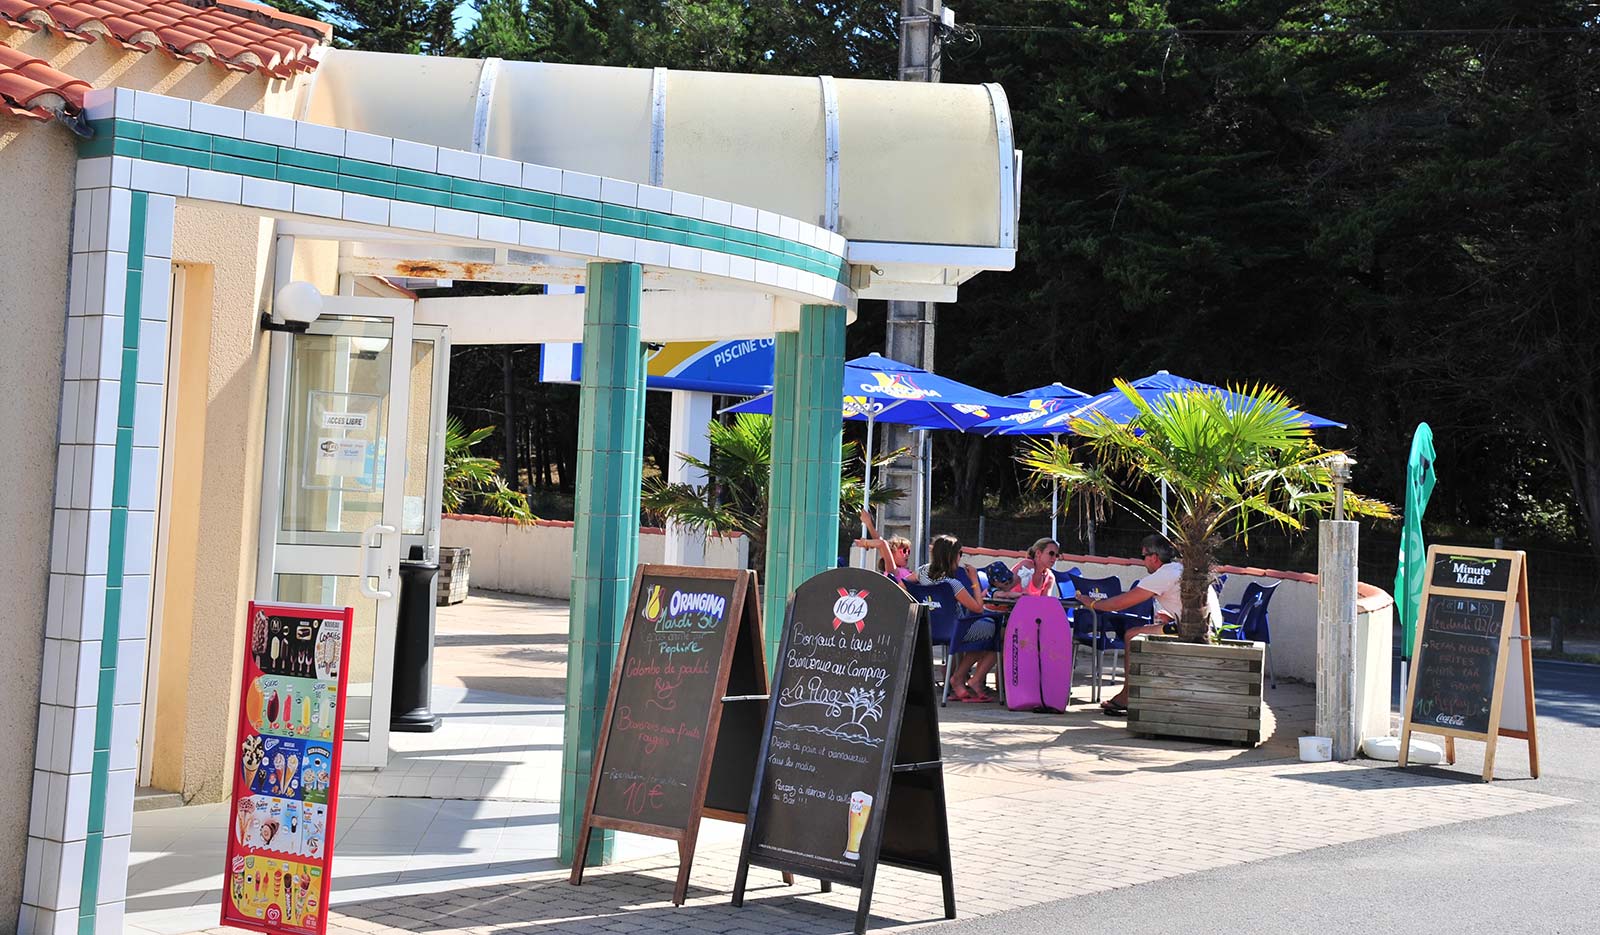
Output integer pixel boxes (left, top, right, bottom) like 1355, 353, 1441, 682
156, 591, 1571, 935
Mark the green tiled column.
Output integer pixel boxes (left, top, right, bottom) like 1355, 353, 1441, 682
558, 262, 645, 867
764, 309, 845, 667
788, 306, 848, 590
762, 331, 799, 667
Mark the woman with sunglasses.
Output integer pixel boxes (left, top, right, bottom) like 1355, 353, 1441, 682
1007, 538, 1062, 597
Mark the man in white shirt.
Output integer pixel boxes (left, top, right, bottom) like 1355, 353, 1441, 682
1080, 536, 1220, 714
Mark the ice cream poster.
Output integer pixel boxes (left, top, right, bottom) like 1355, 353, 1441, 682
223, 602, 353, 935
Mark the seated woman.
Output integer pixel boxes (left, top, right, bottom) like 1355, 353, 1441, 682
1008, 538, 1062, 597
916, 534, 1001, 702
858, 509, 914, 584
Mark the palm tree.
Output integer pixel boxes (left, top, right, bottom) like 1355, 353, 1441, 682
1019, 380, 1392, 642
641, 413, 901, 578
444, 417, 533, 522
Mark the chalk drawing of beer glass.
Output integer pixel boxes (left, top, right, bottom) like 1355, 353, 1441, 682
844, 791, 873, 860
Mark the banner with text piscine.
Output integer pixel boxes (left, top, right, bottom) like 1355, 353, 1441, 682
540, 339, 776, 396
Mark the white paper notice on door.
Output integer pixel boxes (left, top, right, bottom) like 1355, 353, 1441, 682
302, 390, 383, 492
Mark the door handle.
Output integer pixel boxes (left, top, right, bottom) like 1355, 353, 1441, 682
359, 523, 396, 600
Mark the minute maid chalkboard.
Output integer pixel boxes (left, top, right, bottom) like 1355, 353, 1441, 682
733, 567, 956, 934
1400, 545, 1539, 782
570, 565, 767, 904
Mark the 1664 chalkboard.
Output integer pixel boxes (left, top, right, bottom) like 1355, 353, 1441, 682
570, 565, 768, 904
733, 567, 956, 934
1400, 545, 1540, 782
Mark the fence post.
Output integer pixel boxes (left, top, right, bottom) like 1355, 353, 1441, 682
977, 515, 986, 548
1550, 615, 1563, 655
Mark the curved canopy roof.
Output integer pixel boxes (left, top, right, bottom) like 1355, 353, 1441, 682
304, 51, 1018, 298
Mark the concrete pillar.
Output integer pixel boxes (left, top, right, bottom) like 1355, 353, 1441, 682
559, 262, 644, 866
763, 332, 799, 666
1317, 519, 1360, 760
663, 390, 713, 566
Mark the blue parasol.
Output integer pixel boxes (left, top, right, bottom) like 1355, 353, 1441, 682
722, 353, 1027, 533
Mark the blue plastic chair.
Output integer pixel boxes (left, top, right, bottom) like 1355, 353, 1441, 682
905, 581, 997, 706
1219, 581, 1279, 688
1065, 574, 1130, 699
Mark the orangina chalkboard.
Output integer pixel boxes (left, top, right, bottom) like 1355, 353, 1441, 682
570, 565, 766, 904
733, 567, 955, 934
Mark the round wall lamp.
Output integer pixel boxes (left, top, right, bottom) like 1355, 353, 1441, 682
261, 280, 325, 333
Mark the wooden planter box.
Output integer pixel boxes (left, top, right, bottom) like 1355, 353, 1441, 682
436, 546, 470, 606
1126, 635, 1265, 746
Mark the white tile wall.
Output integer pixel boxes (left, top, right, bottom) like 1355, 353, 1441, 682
341, 193, 390, 226
292, 184, 342, 219
392, 138, 438, 172
109, 704, 140, 770
113, 642, 144, 705
559, 228, 599, 256
635, 240, 670, 268
128, 159, 186, 198
701, 197, 733, 226
131, 91, 188, 129
638, 184, 673, 214
294, 121, 344, 157
756, 209, 781, 236
597, 234, 636, 262
243, 111, 296, 147
668, 244, 702, 272
344, 130, 392, 164
242, 177, 294, 212
561, 169, 602, 201
435, 207, 478, 239
670, 191, 703, 219
518, 220, 559, 251
480, 155, 522, 187
186, 168, 243, 204
188, 101, 244, 139
118, 576, 151, 644
437, 148, 480, 180
600, 177, 638, 206
478, 215, 518, 245
144, 196, 175, 259
522, 163, 561, 193
390, 201, 435, 232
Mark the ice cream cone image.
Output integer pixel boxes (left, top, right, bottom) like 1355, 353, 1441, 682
240, 735, 263, 792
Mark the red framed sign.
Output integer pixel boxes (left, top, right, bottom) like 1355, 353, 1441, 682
221, 601, 355, 935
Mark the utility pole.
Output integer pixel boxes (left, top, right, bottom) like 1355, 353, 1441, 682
881, 0, 947, 559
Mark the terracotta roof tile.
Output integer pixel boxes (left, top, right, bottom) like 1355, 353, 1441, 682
0, 42, 87, 117
0, 0, 328, 106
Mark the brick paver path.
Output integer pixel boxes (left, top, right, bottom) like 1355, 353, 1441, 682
180, 592, 1569, 934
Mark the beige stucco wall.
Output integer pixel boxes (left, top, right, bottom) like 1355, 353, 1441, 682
442, 516, 749, 597
0, 118, 76, 934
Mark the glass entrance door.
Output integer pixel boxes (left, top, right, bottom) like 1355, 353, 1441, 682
258, 296, 414, 769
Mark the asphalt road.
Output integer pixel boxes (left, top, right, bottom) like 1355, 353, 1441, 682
941, 660, 1600, 935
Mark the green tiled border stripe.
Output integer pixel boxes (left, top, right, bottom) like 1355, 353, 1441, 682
75, 191, 148, 933
83, 120, 850, 283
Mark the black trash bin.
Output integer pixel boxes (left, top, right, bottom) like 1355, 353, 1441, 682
391, 557, 442, 732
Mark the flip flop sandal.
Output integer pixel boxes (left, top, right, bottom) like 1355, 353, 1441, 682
1100, 701, 1128, 715
958, 693, 992, 703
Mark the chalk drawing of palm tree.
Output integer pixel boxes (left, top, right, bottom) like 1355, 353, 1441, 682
841, 687, 886, 737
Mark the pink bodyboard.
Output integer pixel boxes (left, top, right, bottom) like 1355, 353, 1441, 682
1004, 596, 1074, 712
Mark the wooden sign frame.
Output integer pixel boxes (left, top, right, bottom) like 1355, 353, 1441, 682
732, 569, 956, 934
569, 565, 768, 904
1399, 545, 1539, 782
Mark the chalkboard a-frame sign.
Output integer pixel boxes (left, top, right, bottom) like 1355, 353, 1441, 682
1399, 545, 1540, 782
569, 564, 768, 904
732, 567, 957, 934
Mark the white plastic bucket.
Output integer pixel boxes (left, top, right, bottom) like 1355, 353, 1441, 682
1299, 735, 1333, 762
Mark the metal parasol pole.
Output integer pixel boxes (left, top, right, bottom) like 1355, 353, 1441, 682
862, 412, 875, 538
1050, 432, 1060, 542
